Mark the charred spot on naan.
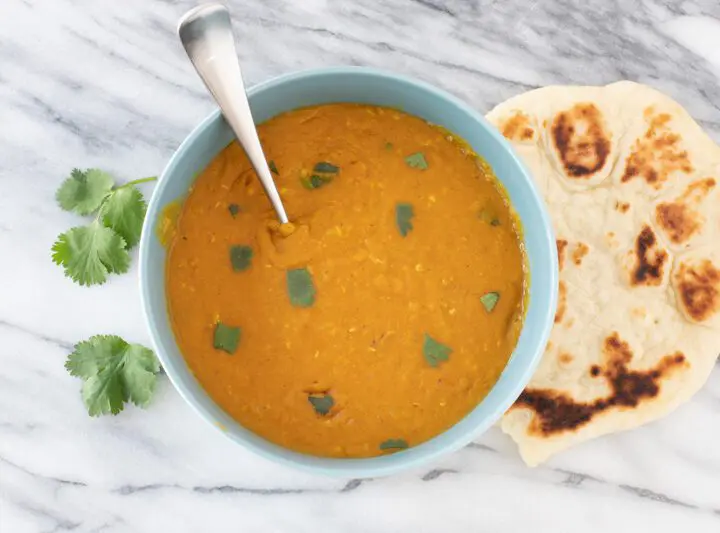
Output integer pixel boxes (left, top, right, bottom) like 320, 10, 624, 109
512, 332, 687, 435
572, 243, 589, 266
615, 200, 630, 213
673, 259, 720, 323
551, 103, 611, 179
556, 239, 568, 271
559, 352, 574, 365
630, 225, 668, 287
621, 108, 693, 189
655, 178, 716, 246
554, 281, 567, 324
500, 111, 536, 142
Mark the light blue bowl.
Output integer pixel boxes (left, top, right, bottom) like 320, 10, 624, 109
139, 67, 557, 477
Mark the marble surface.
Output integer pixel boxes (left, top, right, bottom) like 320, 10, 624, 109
2, 0, 720, 531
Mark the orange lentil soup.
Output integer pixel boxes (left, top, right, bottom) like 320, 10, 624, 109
165, 104, 526, 458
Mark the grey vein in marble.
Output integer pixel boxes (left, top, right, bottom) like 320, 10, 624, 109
2, 0, 720, 532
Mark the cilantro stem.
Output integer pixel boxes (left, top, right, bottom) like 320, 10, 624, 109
92, 176, 158, 222
118, 176, 158, 189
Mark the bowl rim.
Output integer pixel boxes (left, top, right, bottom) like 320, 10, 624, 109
139, 66, 558, 477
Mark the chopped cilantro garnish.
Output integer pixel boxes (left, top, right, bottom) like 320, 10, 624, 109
308, 393, 334, 415
214, 322, 241, 354
313, 162, 339, 174
480, 292, 500, 312
395, 203, 414, 237
287, 268, 316, 307
301, 174, 332, 190
405, 152, 428, 170
423, 334, 452, 367
380, 438, 409, 451
229, 245, 253, 272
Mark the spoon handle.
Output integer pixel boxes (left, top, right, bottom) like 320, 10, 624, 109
178, 3, 288, 223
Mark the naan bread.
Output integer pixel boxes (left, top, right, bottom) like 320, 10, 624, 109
487, 81, 720, 466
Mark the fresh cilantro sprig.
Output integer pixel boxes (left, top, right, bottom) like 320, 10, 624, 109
51, 169, 156, 286
65, 335, 160, 416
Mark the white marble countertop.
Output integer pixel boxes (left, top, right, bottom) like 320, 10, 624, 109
2, 0, 720, 531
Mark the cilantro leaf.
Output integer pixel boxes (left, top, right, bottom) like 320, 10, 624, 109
82, 372, 125, 416
480, 291, 500, 312
66, 334, 127, 378
300, 174, 332, 190
423, 334, 452, 367
229, 245, 253, 272
287, 268, 316, 307
51, 221, 130, 286
228, 203, 241, 217
52, 172, 156, 286
380, 438, 409, 451
395, 203, 414, 237
308, 393, 334, 415
313, 162, 339, 174
100, 185, 146, 248
214, 322, 241, 354
404, 152, 428, 170
269, 160, 279, 175
65, 335, 160, 416
56, 168, 115, 215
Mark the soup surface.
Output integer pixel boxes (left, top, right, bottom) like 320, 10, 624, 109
166, 104, 525, 458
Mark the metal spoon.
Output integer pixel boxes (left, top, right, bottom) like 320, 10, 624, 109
178, 3, 289, 223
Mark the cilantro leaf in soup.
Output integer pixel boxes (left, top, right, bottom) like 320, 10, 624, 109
380, 438, 409, 451
214, 322, 241, 354
65, 335, 160, 416
100, 185, 147, 249
228, 203, 240, 218
405, 152, 428, 170
310, 175, 325, 188
313, 162, 339, 174
56, 168, 115, 215
269, 160, 279, 175
395, 203, 414, 237
287, 268, 316, 308
229, 245, 253, 272
480, 291, 500, 312
385, 142, 393, 150
300, 174, 332, 190
423, 334, 452, 367
51, 221, 130, 286
303, 161, 338, 189
308, 393, 334, 415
